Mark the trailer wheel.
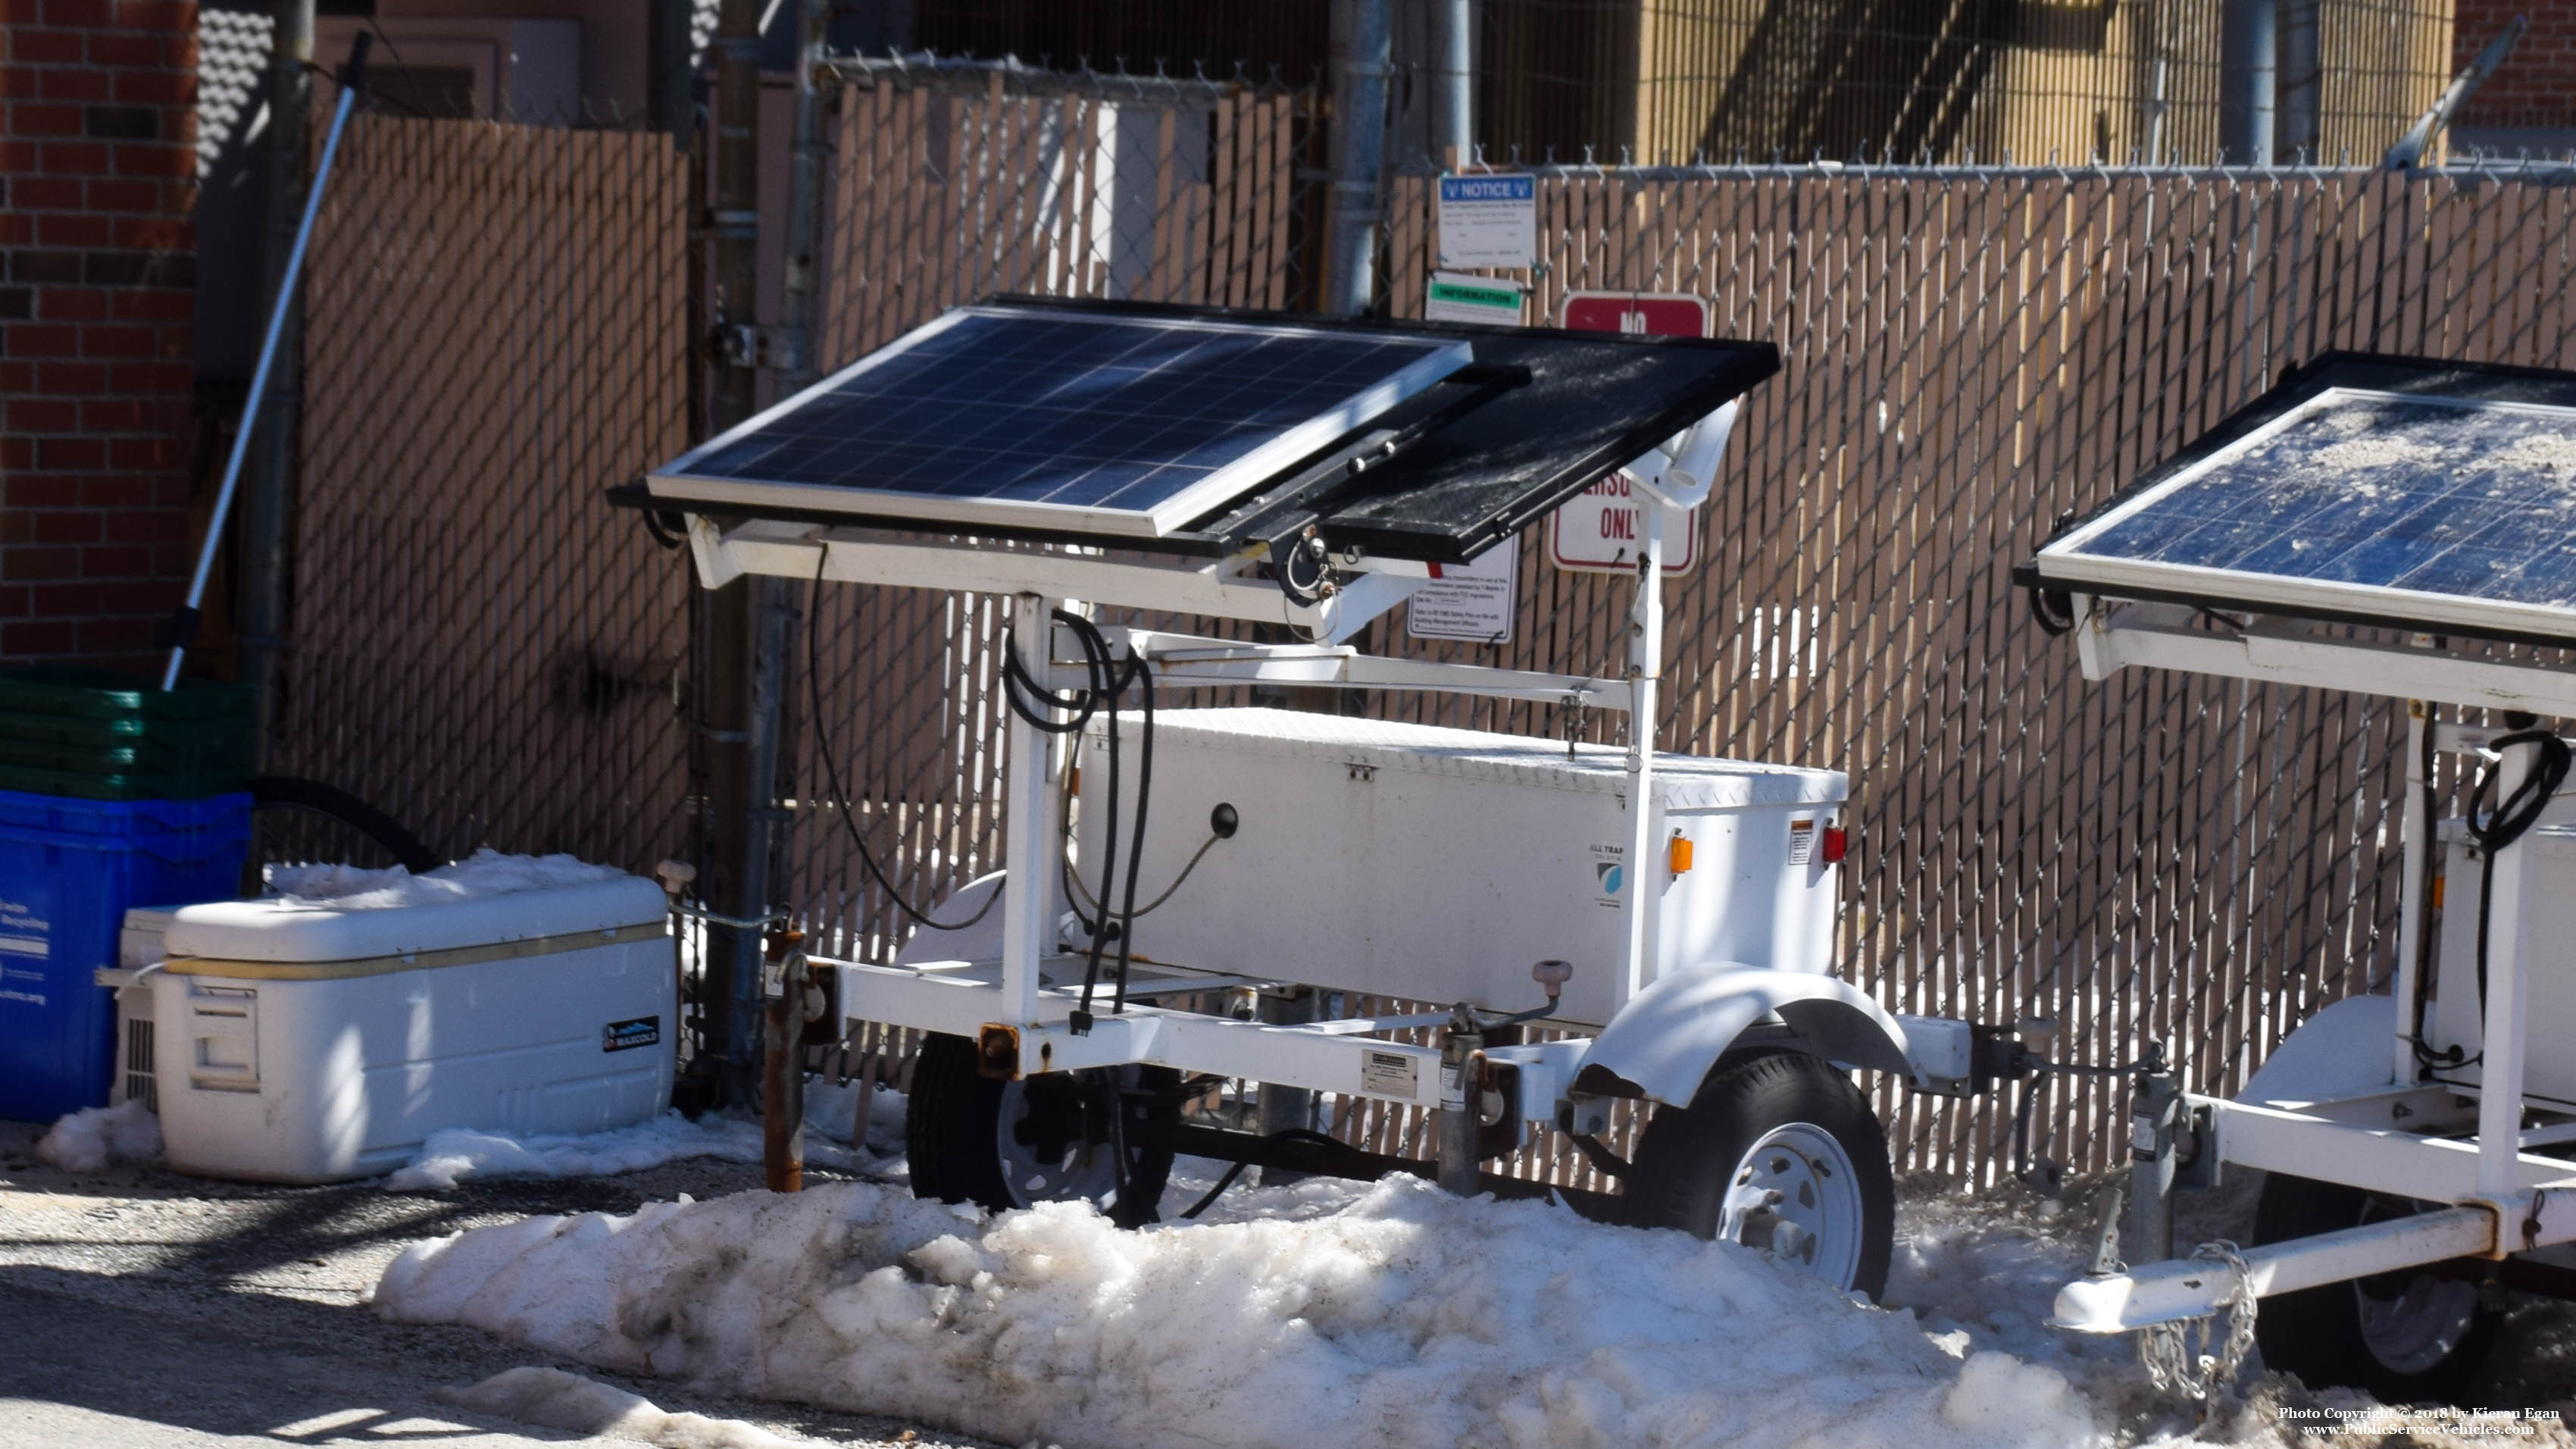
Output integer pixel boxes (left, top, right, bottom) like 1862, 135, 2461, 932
905, 1033, 1179, 1227
1624, 1051, 1894, 1299
2252, 1174, 2498, 1403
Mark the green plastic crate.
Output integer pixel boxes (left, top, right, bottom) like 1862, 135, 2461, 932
0, 666, 252, 723
0, 731, 252, 777
0, 760, 252, 802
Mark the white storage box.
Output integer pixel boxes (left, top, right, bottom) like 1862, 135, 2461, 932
1074, 708, 1846, 1026
145, 873, 674, 1183
2433, 820, 2576, 1108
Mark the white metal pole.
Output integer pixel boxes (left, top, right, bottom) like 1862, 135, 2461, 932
2393, 701, 2431, 1088
1002, 593, 1055, 1027
164, 40, 368, 691
2477, 737, 2537, 1198
1619, 504, 1667, 1006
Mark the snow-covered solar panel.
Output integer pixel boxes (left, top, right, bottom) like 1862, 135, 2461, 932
646, 305, 1471, 537
2037, 388, 2576, 640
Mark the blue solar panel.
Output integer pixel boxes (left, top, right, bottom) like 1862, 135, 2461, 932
2042, 390, 2576, 634
649, 306, 1471, 537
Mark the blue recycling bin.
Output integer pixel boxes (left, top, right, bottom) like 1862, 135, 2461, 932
0, 788, 249, 1122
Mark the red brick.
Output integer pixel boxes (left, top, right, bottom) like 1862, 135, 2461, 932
0, 215, 32, 246
111, 141, 190, 178
105, 436, 181, 469
0, 586, 29, 619
0, 361, 29, 390
109, 0, 189, 30
115, 508, 186, 543
106, 360, 186, 393
9, 30, 83, 64
4, 618, 80, 654
78, 397, 145, 429
32, 581, 102, 615
8, 175, 79, 209
37, 286, 104, 321
42, 361, 108, 396
79, 323, 149, 358
85, 177, 156, 212
36, 213, 108, 246
10, 101, 80, 136
2, 545, 80, 581
36, 436, 104, 469
0, 66, 42, 99
75, 474, 152, 506
6, 324, 79, 358
108, 289, 189, 327
77, 615, 155, 658
83, 32, 159, 67
1, 473, 76, 507
112, 70, 189, 106
27, 512, 101, 546
0, 438, 38, 470
80, 545, 148, 578
38, 67, 108, 102
107, 216, 185, 250
42, 0, 109, 23
4, 399, 76, 432
39, 140, 108, 174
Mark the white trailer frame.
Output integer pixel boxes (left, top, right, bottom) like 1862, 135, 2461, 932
674, 402, 1968, 1166
2048, 595, 2576, 1334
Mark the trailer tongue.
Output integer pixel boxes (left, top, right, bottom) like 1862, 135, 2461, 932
2021, 352, 2576, 1402
623, 296, 2008, 1299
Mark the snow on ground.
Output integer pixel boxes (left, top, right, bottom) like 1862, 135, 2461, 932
34, 1098, 162, 1172
387, 1088, 904, 1192
439, 1366, 822, 1448
266, 847, 628, 909
376, 1172, 2109, 1449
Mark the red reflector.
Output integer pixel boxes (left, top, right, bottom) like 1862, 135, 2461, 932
1821, 826, 1849, 864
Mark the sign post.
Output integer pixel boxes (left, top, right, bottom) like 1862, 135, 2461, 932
1548, 292, 1712, 576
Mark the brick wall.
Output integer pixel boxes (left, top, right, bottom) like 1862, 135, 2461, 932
2455, 0, 2576, 130
0, 0, 199, 673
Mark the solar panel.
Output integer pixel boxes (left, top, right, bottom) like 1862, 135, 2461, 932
646, 305, 1471, 537
2037, 387, 2576, 640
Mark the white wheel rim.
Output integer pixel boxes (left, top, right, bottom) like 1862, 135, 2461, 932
1721, 1122, 1865, 1290
993, 1072, 1125, 1210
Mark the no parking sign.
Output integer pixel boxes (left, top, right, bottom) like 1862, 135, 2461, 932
1547, 293, 1711, 575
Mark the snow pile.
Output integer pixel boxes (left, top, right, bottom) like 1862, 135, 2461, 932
36, 1100, 163, 1172
377, 1175, 2103, 1449
438, 1366, 815, 1449
386, 1106, 880, 1192
267, 848, 627, 910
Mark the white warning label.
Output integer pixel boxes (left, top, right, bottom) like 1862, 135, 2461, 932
1361, 1050, 1420, 1098
1789, 818, 1817, 865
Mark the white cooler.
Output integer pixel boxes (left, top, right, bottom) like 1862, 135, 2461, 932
146, 874, 675, 1182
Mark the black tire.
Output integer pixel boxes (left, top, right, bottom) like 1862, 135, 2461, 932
1624, 1050, 1896, 1299
905, 1032, 1179, 1226
245, 775, 442, 887
2252, 1173, 2499, 1404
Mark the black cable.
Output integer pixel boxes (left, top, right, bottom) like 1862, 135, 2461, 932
2467, 725, 2571, 1025
995, 608, 1156, 1028
805, 559, 1002, 933
2408, 711, 2460, 1071
1178, 1160, 1246, 1219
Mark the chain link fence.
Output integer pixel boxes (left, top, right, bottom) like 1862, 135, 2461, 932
281, 112, 696, 875
277, 76, 2576, 1188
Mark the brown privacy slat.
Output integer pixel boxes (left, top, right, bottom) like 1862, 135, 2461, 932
297, 89, 2576, 1193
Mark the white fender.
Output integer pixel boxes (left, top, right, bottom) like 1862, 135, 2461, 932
892, 871, 1008, 966
1572, 965, 1915, 1107
2237, 992, 2398, 1105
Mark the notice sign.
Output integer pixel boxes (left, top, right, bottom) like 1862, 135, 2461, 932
1548, 473, 1699, 574
1548, 290, 1711, 576
1407, 545, 1519, 644
1424, 271, 1525, 325
1436, 174, 1536, 269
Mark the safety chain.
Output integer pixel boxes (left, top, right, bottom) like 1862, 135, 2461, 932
2137, 1241, 2258, 1404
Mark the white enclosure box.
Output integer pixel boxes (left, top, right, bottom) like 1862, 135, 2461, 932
1074, 708, 1846, 1026
144, 876, 675, 1183
2431, 822, 2576, 1108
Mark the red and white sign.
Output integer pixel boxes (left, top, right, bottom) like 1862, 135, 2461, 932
1560, 292, 1710, 336
1548, 292, 1710, 575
